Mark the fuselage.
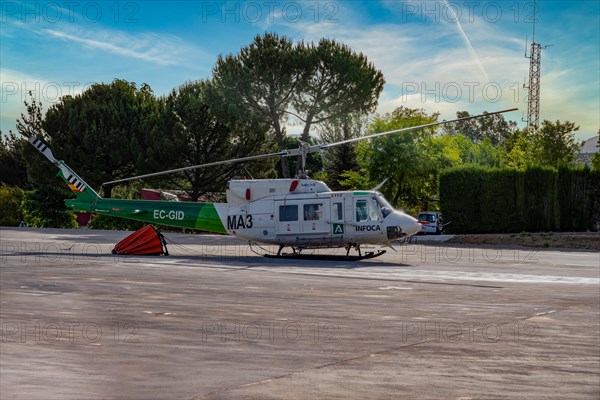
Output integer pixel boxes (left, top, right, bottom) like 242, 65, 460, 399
224, 179, 421, 248
62, 175, 420, 249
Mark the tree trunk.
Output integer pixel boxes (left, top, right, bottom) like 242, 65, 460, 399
103, 184, 113, 198
392, 175, 404, 207
191, 173, 201, 202
295, 114, 314, 176
270, 107, 290, 178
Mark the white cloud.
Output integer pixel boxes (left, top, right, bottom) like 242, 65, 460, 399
1, 18, 215, 134
0, 69, 55, 134
42, 28, 210, 68
287, 19, 521, 108
280, 4, 597, 140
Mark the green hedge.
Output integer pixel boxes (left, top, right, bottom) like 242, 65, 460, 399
440, 166, 599, 233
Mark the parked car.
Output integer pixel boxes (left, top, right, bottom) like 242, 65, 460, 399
417, 211, 443, 234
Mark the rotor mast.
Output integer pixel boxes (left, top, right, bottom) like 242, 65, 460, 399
296, 141, 311, 179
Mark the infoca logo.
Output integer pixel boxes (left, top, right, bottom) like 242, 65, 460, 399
355, 225, 381, 232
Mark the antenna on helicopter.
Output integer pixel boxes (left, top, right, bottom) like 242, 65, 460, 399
372, 177, 389, 191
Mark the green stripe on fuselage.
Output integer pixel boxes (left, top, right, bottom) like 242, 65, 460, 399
194, 203, 227, 233
66, 197, 227, 234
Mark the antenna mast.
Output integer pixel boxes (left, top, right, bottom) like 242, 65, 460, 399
524, 0, 545, 130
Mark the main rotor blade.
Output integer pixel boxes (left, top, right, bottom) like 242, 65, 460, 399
103, 150, 289, 186
103, 108, 517, 186
314, 108, 518, 150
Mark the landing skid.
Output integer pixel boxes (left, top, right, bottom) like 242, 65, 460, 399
252, 242, 386, 261
264, 249, 386, 261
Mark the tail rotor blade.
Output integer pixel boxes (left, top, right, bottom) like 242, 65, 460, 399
28, 136, 57, 164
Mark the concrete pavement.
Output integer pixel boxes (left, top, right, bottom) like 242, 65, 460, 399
1, 227, 599, 399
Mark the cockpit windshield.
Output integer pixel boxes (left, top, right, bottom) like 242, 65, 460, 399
373, 193, 394, 218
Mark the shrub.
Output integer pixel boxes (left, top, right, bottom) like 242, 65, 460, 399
0, 184, 24, 226
20, 185, 78, 228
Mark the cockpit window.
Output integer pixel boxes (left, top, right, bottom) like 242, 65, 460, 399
374, 194, 393, 218
356, 199, 380, 222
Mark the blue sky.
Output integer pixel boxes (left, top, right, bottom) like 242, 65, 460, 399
1, 1, 599, 141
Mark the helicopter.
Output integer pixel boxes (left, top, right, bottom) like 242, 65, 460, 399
28, 108, 517, 260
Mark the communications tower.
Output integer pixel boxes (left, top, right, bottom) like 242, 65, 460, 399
524, 0, 547, 130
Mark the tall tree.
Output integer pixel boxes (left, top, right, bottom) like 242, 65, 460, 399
501, 128, 537, 169
444, 110, 517, 145
449, 134, 503, 167
42, 79, 160, 197
318, 114, 366, 190
532, 120, 582, 167
14, 93, 77, 228
14, 91, 56, 186
141, 80, 273, 201
291, 39, 384, 175
211, 33, 385, 178
0, 131, 28, 187
212, 33, 307, 178
351, 107, 439, 210
15, 91, 45, 139
501, 121, 583, 169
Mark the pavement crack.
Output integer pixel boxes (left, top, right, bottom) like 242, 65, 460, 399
191, 308, 570, 399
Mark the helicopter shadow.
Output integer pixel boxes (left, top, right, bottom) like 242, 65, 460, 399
153, 254, 412, 270
2, 249, 411, 270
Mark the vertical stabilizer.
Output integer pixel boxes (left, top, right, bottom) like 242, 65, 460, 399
28, 136, 100, 204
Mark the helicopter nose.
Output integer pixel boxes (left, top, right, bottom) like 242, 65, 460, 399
400, 213, 421, 237
386, 212, 421, 240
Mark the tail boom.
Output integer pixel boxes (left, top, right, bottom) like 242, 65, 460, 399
67, 198, 228, 233
29, 136, 228, 233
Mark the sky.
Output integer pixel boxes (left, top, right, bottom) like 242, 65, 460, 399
1, 0, 599, 141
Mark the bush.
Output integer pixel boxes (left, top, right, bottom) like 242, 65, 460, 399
0, 184, 24, 226
20, 185, 78, 228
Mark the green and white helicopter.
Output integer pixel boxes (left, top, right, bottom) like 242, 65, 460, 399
29, 108, 516, 260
